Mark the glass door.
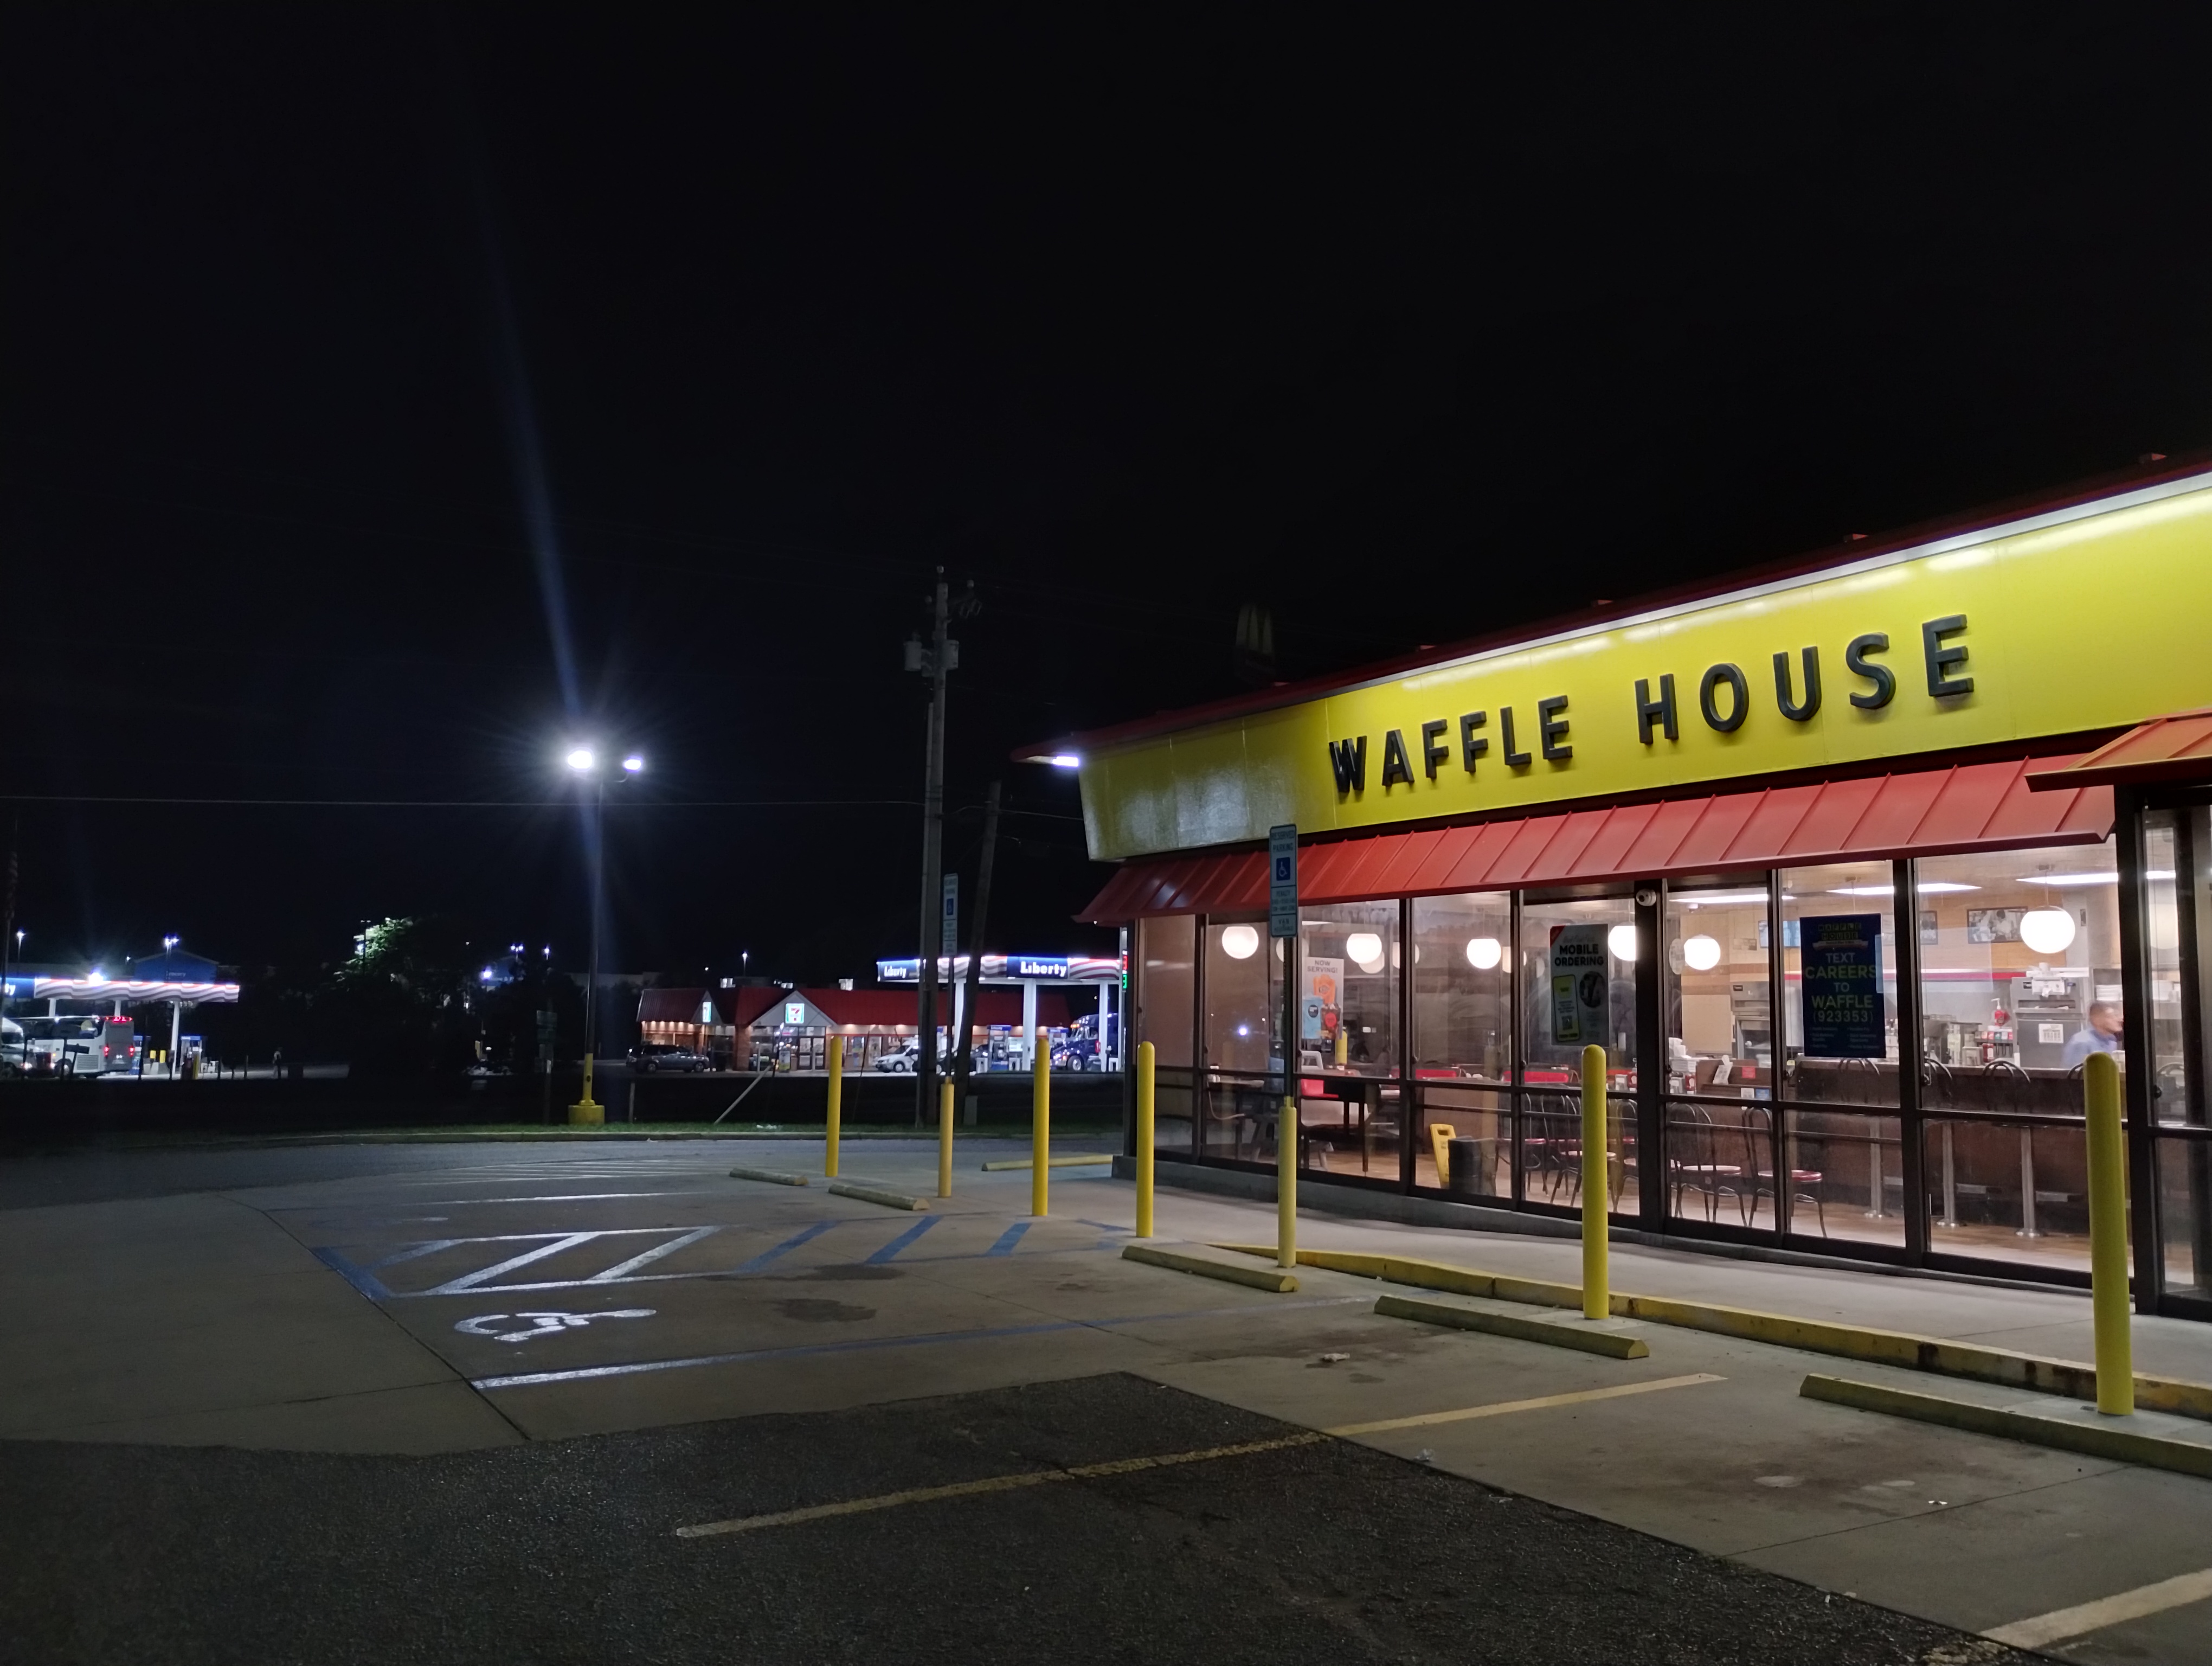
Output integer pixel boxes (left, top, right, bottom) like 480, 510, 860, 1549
2147, 798, 2212, 1315
1520, 891, 1639, 1221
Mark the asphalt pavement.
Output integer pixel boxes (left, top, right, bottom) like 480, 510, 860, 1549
4, 1136, 2208, 1663
1, 1373, 2031, 1666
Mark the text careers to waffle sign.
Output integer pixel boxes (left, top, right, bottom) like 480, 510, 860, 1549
1061, 474, 2212, 861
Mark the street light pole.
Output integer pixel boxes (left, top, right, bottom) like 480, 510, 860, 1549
565, 746, 642, 1125
583, 765, 606, 1110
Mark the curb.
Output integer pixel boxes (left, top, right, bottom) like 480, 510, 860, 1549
979, 1155, 1114, 1171
1800, 1374, 2212, 1480
1214, 1244, 2212, 1423
728, 1167, 811, 1186
1375, 1293, 1650, 1359
1121, 1244, 1297, 1292
827, 1181, 929, 1212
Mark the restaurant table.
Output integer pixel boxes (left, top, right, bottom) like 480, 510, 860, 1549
1302, 1071, 1388, 1174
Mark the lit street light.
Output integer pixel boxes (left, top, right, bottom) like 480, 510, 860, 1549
565, 744, 644, 1124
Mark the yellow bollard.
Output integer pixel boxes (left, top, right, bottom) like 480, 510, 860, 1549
938, 1076, 954, 1199
2085, 1051, 2132, 1415
1032, 1027, 1050, 1216
825, 1034, 843, 1178
1581, 1044, 1608, 1320
1278, 1093, 1298, 1270
569, 1054, 604, 1126
1135, 1041, 1156, 1239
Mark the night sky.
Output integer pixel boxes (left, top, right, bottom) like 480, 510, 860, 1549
7, 8, 2211, 987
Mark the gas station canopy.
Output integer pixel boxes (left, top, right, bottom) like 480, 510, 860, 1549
874, 953, 1119, 984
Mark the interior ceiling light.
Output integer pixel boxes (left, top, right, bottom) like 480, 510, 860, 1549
1678, 889, 1772, 907
1219, 924, 1260, 960
2034, 872, 2118, 886
1682, 934, 1723, 971
1345, 932, 1385, 971
1465, 937, 1502, 970
2019, 908, 2078, 955
1830, 881, 1979, 896
1607, 924, 1639, 962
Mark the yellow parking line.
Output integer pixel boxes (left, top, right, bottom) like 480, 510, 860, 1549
674, 1431, 1328, 1538
676, 1373, 1726, 1540
1983, 1566, 2212, 1649
1327, 1373, 1724, 1437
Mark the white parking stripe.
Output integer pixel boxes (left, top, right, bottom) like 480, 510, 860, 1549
420, 1232, 607, 1295
585, 1226, 721, 1282
1983, 1566, 2212, 1648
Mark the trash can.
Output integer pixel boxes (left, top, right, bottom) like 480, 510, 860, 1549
1446, 1136, 1494, 1199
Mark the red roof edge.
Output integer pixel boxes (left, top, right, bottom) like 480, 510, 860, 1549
2026, 708, 2212, 790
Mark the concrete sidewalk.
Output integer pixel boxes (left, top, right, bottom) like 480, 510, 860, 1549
871, 1140, 2212, 1386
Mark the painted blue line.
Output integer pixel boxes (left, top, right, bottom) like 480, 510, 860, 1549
376, 1239, 1117, 1297
313, 1247, 395, 1302
865, 1215, 943, 1264
899, 1242, 1115, 1268
729, 1219, 840, 1276
984, 1221, 1033, 1257
474, 1295, 1369, 1391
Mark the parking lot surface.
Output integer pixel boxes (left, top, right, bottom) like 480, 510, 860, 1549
2, 1137, 2207, 1662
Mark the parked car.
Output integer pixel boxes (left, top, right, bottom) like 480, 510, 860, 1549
631, 1045, 711, 1074
873, 1041, 921, 1073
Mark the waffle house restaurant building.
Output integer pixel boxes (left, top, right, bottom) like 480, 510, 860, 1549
1039, 466, 2212, 1319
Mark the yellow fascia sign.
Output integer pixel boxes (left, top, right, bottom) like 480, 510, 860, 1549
1081, 478, 2212, 861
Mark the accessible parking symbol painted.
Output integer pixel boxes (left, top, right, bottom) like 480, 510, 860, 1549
454, 1310, 656, 1344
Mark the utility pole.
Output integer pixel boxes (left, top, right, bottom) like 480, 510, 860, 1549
908, 572, 954, 1126
1, 815, 17, 1054
950, 781, 1001, 1119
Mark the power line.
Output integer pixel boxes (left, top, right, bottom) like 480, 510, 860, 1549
0, 793, 1085, 821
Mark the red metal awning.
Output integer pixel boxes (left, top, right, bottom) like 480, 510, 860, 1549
2026, 709, 2212, 791
1077, 753, 2112, 923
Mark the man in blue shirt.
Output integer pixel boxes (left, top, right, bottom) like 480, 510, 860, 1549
2061, 1001, 2123, 1068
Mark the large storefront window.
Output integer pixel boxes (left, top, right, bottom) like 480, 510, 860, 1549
1411, 892, 1512, 1197
1662, 879, 1774, 1235
2150, 805, 2211, 1304
1780, 861, 1905, 1251
1197, 917, 1278, 1163
1521, 893, 1637, 1218
1915, 841, 2120, 1274
1137, 915, 1194, 1067
1291, 902, 1401, 1181
1135, 915, 1194, 1158
1203, 920, 1272, 1075
2147, 813, 2193, 1126
1123, 799, 2212, 1312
